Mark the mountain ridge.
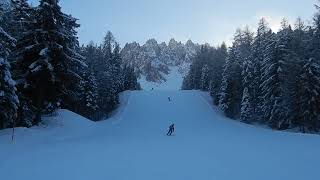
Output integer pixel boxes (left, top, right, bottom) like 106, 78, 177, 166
121, 38, 201, 84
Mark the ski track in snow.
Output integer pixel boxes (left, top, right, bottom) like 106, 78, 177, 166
1, 90, 320, 180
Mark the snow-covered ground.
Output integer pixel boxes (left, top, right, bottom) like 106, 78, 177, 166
139, 66, 184, 90
1, 90, 320, 180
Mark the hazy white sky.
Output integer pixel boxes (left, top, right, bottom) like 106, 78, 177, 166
30, 0, 318, 46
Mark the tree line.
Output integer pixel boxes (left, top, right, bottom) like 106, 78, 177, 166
0, 0, 140, 129
183, 1, 320, 133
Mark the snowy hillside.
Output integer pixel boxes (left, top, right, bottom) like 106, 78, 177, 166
139, 66, 185, 90
1, 90, 320, 180
0, 109, 95, 145
121, 38, 199, 89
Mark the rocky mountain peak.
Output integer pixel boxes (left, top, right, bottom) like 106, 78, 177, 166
121, 38, 203, 83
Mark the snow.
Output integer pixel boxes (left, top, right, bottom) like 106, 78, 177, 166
139, 66, 184, 90
0, 57, 4, 64
0, 27, 16, 44
1, 90, 320, 180
39, 47, 48, 56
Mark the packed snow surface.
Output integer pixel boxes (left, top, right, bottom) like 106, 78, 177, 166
1, 90, 320, 180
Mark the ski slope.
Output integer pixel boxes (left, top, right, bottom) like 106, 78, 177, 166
1, 90, 320, 180
139, 66, 185, 90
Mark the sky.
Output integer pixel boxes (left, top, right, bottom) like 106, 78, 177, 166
29, 0, 318, 46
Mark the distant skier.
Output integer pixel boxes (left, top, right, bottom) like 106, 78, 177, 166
167, 123, 175, 136
168, 97, 171, 102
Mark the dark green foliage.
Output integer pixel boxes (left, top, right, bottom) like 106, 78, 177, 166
182, 44, 227, 105
80, 32, 140, 120
183, 3, 320, 133
0, 0, 140, 129
0, 26, 19, 129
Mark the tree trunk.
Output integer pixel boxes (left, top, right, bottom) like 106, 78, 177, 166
35, 88, 44, 125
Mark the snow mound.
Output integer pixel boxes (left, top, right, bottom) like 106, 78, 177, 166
0, 109, 95, 145
42, 109, 94, 130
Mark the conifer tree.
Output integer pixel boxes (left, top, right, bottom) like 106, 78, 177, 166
219, 47, 242, 118
298, 58, 320, 132
200, 64, 210, 91
289, 18, 308, 126
0, 26, 19, 129
210, 43, 227, 104
122, 65, 140, 91
13, 0, 85, 124
240, 87, 254, 122
9, 0, 34, 40
260, 31, 289, 129
251, 18, 272, 121
312, 1, 320, 64
78, 70, 99, 120
240, 59, 254, 122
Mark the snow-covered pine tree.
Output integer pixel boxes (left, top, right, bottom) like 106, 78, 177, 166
312, 1, 320, 64
60, 13, 87, 112
298, 58, 320, 132
277, 19, 303, 128
235, 26, 253, 67
181, 71, 192, 90
190, 46, 208, 90
81, 41, 109, 118
13, 0, 86, 125
294, 2, 320, 131
181, 46, 203, 90
10, 0, 38, 126
0, 26, 19, 129
219, 46, 242, 118
210, 43, 227, 105
105, 41, 122, 109
81, 41, 104, 74
96, 31, 120, 114
182, 44, 220, 92
251, 18, 272, 121
240, 59, 254, 122
219, 28, 252, 119
78, 70, 99, 120
240, 87, 254, 123
292, 18, 308, 59
276, 19, 294, 128
122, 65, 140, 91
111, 42, 122, 92
9, 0, 34, 40
182, 63, 196, 90
0, 1, 14, 36
200, 64, 210, 91
219, 51, 233, 116
232, 27, 255, 122
80, 42, 110, 119
260, 30, 289, 129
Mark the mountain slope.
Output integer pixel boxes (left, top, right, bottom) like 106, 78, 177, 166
0, 91, 320, 180
138, 66, 184, 90
121, 39, 200, 88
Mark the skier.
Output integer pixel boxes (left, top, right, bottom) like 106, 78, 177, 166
168, 97, 171, 102
167, 123, 175, 136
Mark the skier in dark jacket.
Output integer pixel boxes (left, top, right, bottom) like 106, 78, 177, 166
167, 123, 175, 136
